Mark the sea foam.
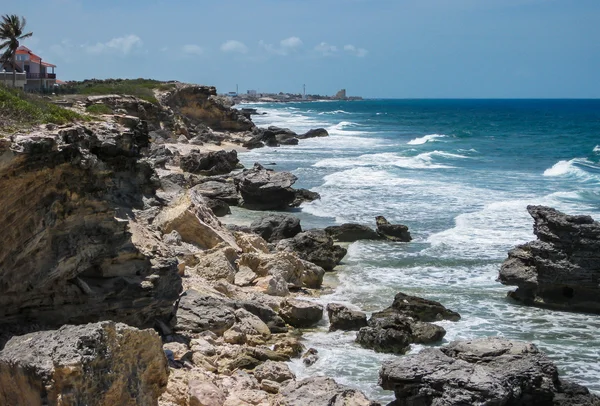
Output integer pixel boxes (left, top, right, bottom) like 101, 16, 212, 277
407, 133, 448, 145
543, 158, 600, 183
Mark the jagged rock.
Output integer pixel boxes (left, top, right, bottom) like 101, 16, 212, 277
236, 301, 288, 334
175, 290, 236, 335
227, 224, 254, 234
206, 198, 231, 217
194, 179, 240, 205
325, 224, 380, 242
235, 265, 258, 286
278, 376, 375, 406
234, 308, 271, 338
291, 188, 321, 207
280, 299, 324, 328
276, 230, 347, 271
356, 315, 415, 354
254, 360, 295, 383
180, 149, 239, 175
0, 125, 181, 330
250, 214, 302, 242
0, 322, 168, 406
379, 337, 600, 406
234, 163, 299, 210
162, 85, 255, 132
189, 380, 226, 406
256, 274, 290, 296
381, 292, 461, 322
240, 250, 325, 289
499, 205, 600, 314
299, 128, 329, 139
189, 245, 238, 283
85, 93, 168, 128
375, 216, 412, 242
243, 134, 265, 149
326, 303, 368, 331
274, 337, 304, 358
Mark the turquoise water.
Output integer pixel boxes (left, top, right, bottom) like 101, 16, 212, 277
237, 99, 600, 401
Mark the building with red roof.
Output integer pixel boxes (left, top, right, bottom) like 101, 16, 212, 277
1, 46, 57, 91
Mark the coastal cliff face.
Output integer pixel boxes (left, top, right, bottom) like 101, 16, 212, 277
0, 122, 181, 331
499, 205, 600, 313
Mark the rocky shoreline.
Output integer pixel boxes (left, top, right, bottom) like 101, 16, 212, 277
0, 84, 598, 405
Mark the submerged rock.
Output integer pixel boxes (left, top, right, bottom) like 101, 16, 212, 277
375, 216, 412, 242
379, 337, 600, 406
499, 205, 600, 314
0, 322, 168, 406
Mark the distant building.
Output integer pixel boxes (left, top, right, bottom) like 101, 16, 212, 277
247, 90, 257, 96
227, 91, 238, 97
0, 46, 57, 91
333, 89, 347, 100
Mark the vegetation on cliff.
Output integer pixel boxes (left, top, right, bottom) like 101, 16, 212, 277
58, 78, 177, 104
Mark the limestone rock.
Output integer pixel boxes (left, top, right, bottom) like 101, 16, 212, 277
279, 376, 375, 406
280, 299, 324, 328
375, 216, 412, 242
194, 179, 240, 205
250, 214, 302, 242
276, 230, 347, 271
499, 205, 600, 314
190, 245, 239, 283
326, 303, 368, 331
324, 224, 380, 242
0, 322, 168, 406
253, 360, 295, 383
188, 380, 226, 406
379, 337, 600, 406
234, 163, 299, 210
180, 149, 239, 176
175, 290, 236, 335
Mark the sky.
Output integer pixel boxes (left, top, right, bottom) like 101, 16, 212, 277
4, 0, 600, 98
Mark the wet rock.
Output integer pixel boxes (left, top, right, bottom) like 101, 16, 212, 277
375, 216, 412, 242
299, 128, 329, 139
250, 214, 302, 242
0, 322, 168, 406
379, 337, 600, 406
302, 348, 319, 366
279, 376, 375, 406
291, 188, 321, 207
499, 205, 600, 314
234, 163, 298, 210
180, 149, 239, 175
324, 224, 381, 242
356, 315, 415, 354
280, 299, 324, 328
326, 303, 368, 331
382, 292, 461, 322
276, 229, 347, 271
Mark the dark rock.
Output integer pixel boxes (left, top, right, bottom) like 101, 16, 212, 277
356, 315, 415, 354
383, 292, 461, 322
326, 303, 368, 331
276, 229, 347, 271
279, 376, 376, 406
250, 214, 302, 242
243, 134, 265, 149
379, 337, 600, 406
174, 290, 236, 335
180, 149, 239, 175
499, 205, 600, 314
193, 179, 239, 205
298, 128, 329, 139
206, 198, 230, 217
235, 301, 288, 334
234, 163, 299, 210
279, 299, 324, 328
302, 348, 319, 366
278, 136, 299, 145
0, 322, 168, 406
226, 224, 253, 234
291, 188, 321, 207
325, 224, 380, 242
375, 216, 412, 242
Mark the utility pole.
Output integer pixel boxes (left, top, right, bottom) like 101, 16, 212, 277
303, 84, 306, 100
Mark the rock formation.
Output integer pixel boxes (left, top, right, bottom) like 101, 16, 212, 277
0, 322, 168, 406
499, 205, 600, 314
327, 303, 368, 331
278, 376, 376, 406
250, 214, 303, 242
379, 337, 600, 406
325, 223, 381, 242
277, 229, 347, 271
375, 216, 412, 242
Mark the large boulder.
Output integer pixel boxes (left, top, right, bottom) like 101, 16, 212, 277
382, 292, 461, 322
326, 303, 368, 331
0, 322, 168, 406
0, 125, 181, 330
299, 128, 329, 139
279, 299, 324, 328
276, 230, 347, 271
379, 337, 600, 406
325, 224, 380, 242
234, 163, 299, 210
375, 216, 412, 242
250, 214, 302, 242
254, 360, 295, 383
180, 149, 239, 175
174, 290, 237, 335
499, 205, 600, 314
278, 376, 375, 406
193, 179, 240, 205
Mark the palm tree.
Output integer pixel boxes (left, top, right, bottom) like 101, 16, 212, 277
0, 15, 32, 88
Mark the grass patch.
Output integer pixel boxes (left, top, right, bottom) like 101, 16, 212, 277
62, 79, 177, 104
86, 103, 113, 115
0, 85, 84, 129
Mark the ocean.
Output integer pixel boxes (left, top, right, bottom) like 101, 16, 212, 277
232, 99, 600, 402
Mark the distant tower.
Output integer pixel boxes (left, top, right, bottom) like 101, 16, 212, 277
236, 84, 239, 95
303, 84, 306, 100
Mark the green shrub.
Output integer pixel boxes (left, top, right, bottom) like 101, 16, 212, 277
86, 103, 113, 115
64, 78, 177, 104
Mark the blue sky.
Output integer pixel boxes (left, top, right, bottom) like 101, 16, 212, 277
6, 0, 600, 98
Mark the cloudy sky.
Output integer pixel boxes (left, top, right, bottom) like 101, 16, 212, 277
7, 0, 600, 98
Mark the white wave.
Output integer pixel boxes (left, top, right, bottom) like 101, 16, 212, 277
318, 110, 353, 115
594, 145, 600, 153
407, 133, 448, 145
543, 158, 600, 183
327, 121, 363, 136
314, 150, 466, 170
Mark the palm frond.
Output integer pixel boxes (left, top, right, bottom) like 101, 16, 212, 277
18, 32, 33, 40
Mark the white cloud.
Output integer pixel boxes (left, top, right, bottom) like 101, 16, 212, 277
221, 40, 248, 54
182, 44, 204, 56
260, 36, 303, 56
344, 44, 368, 58
314, 42, 338, 56
86, 34, 142, 55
